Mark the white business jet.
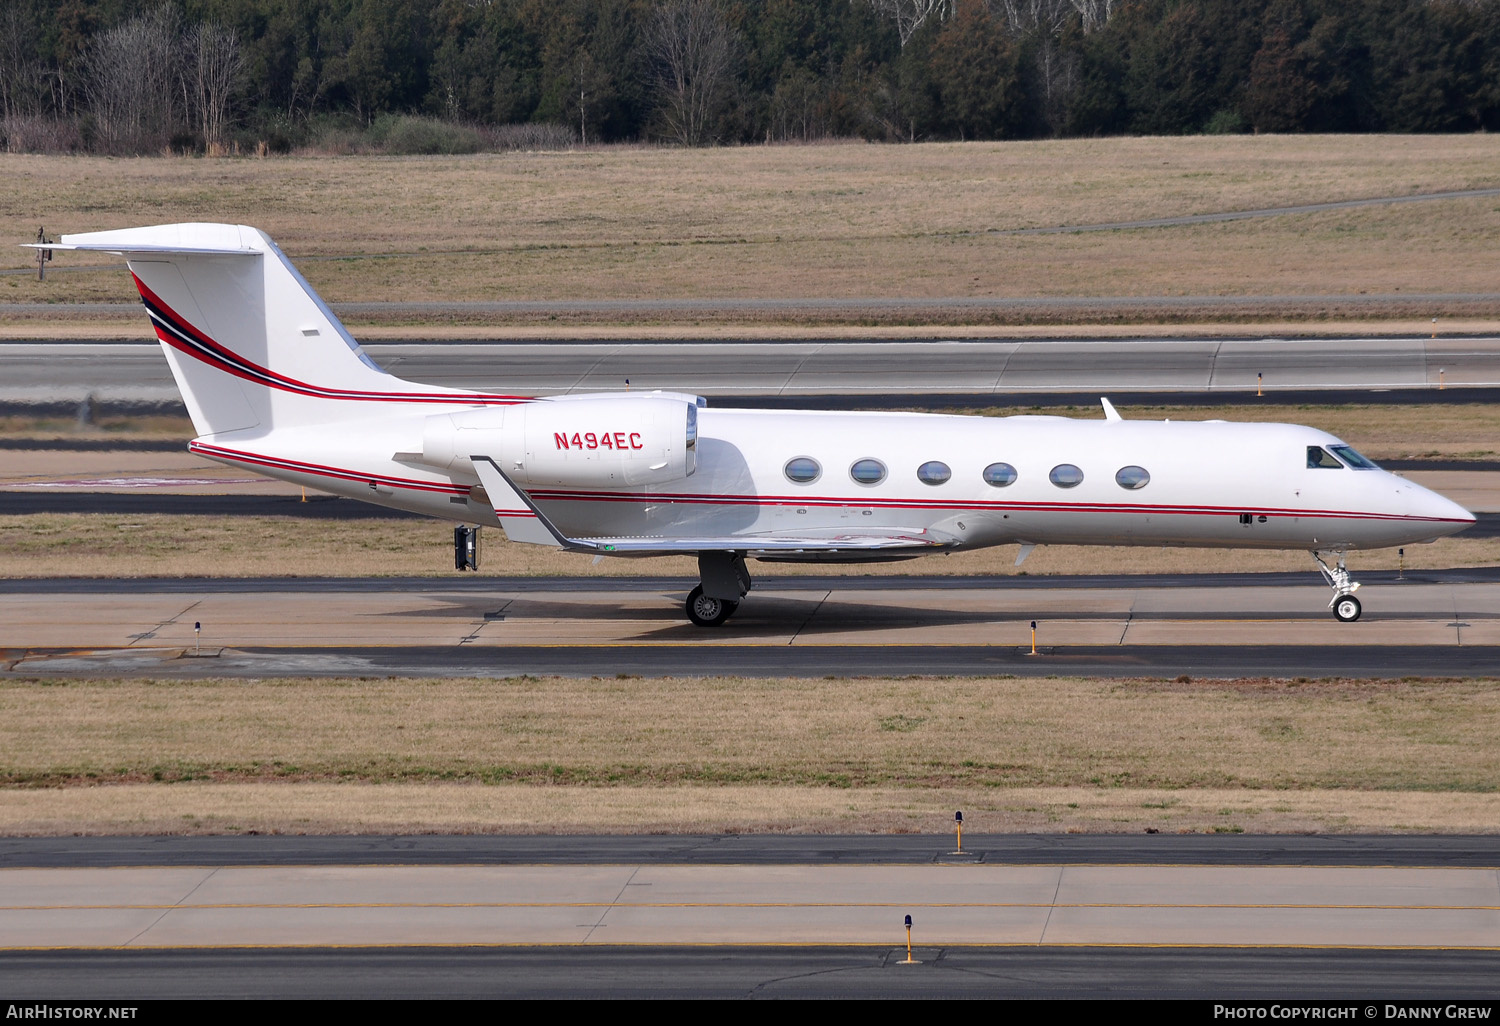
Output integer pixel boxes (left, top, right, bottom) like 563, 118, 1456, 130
33, 223, 1474, 626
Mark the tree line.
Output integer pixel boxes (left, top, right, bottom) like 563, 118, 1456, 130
3, 0, 1498, 154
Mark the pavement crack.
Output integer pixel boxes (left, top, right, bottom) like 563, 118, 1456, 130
126, 599, 201, 647
457, 621, 490, 645
580, 865, 640, 944
787, 590, 830, 645
746, 957, 902, 997
123, 866, 219, 947
779, 344, 821, 396
570, 344, 622, 394
1037, 865, 1065, 945
990, 343, 1014, 393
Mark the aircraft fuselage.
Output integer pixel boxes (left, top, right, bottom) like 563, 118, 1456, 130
194, 406, 1473, 558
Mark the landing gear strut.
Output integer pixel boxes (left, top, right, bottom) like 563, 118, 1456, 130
686, 551, 751, 627
1312, 550, 1362, 622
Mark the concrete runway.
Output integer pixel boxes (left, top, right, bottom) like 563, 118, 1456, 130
7, 862, 1500, 950
3, 836, 1500, 998
6, 571, 1500, 678
5, 336, 1500, 406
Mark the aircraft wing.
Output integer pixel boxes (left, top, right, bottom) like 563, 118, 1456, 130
470, 456, 958, 555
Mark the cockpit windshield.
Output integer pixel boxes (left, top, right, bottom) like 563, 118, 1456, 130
1306, 445, 1344, 469
1328, 444, 1379, 470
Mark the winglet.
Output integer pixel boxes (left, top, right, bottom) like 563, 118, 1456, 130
1101, 397, 1122, 421
469, 456, 597, 551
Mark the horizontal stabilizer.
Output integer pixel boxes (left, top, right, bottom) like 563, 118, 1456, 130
26, 223, 259, 257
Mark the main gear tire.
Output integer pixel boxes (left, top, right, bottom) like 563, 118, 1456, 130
686, 585, 737, 627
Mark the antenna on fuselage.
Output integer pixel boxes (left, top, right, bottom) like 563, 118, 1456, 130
1100, 397, 1122, 421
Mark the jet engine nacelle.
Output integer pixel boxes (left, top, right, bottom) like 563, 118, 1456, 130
420, 395, 698, 487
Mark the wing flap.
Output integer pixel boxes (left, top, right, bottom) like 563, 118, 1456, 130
578, 531, 957, 554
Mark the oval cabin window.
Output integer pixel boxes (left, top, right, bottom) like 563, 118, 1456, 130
849, 459, 887, 485
1115, 466, 1150, 490
983, 463, 1017, 487
1049, 464, 1084, 488
916, 461, 952, 486
784, 457, 821, 484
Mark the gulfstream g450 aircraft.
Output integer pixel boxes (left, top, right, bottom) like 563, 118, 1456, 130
35, 223, 1475, 626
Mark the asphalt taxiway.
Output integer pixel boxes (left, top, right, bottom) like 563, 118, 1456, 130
5, 570, 1500, 678
2, 836, 1499, 998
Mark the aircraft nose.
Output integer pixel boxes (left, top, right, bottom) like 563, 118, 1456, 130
1414, 487, 1476, 537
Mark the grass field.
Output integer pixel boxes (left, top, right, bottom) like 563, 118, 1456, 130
5, 136, 1500, 328
0, 674, 1497, 835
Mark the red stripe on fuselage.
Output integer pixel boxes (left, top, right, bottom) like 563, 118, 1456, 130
133, 272, 530, 407
190, 441, 468, 495
187, 443, 1464, 526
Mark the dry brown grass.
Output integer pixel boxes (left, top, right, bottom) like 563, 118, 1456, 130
4, 783, 1499, 836
5, 136, 1500, 326
0, 415, 191, 440
1, 674, 1497, 834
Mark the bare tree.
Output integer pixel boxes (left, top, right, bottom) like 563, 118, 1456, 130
643, 0, 739, 146
991, 0, 1073, 36
82, 6, 182, 153
866, 0, 956, 48
1068, 0, 1114, 34
0, 5, 39, 123
988, 0, 1078, 132
186, 22, 243, 154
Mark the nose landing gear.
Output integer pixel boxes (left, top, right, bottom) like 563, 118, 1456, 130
1313, 550, 1362, 622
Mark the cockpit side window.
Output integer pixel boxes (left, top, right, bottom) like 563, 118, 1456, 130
1307, 446, 1344, 469
1329, 444, 1379, 470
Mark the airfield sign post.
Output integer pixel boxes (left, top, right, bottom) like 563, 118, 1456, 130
34, 228, 51, 280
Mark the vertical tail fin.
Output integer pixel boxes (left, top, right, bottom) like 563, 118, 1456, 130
48, 223, 519, 437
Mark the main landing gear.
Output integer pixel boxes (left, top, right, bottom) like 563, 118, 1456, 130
686, 552, 751, 627
1312, 550, 1362, 622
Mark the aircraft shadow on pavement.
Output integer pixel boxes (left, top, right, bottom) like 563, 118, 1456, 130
398, 592, 1008, 635
384, 592, 1476, 641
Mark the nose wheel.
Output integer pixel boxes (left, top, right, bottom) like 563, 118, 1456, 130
686, 585, 738, 627
1313, 550, 1362, 623
1332, 594, 1362, 623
